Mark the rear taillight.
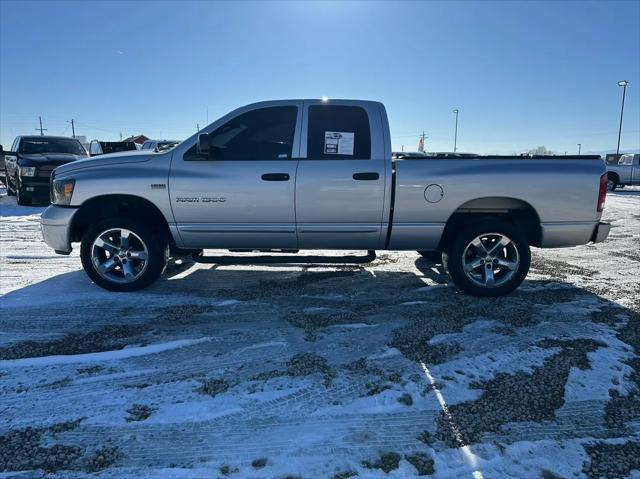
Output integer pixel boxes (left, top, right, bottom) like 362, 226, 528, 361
597, 174, 607, 212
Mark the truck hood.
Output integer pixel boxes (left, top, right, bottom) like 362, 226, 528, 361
19, 153, 88, 167
53, 150, 153, 176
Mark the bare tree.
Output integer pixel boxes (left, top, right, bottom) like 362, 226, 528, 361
527, 146, 555, 155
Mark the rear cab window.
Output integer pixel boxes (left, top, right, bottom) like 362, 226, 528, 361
306, 105, 371, 160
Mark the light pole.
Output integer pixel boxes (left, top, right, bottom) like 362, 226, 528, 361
616, 80, 628, 155
577, 143, 581, 155
452, 109, 459, 152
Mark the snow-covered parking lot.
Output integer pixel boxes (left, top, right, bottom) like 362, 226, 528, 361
1, 188, 639, 479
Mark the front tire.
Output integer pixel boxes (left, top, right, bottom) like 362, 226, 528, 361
5, 170, 16, 196
16, 180, 31, 206
80, 218, 168, 292
443, 220, 530, 297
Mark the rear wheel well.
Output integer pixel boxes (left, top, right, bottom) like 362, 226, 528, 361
70, 195, 172, 245
438, 197, 541, 251
607, 172, 620, 183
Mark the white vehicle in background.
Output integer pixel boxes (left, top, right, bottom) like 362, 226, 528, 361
140, 140, 180, 152
606, 153, 640, 191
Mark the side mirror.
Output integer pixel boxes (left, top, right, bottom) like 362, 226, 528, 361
0, 146, 14, 156
197, 133, 210, 156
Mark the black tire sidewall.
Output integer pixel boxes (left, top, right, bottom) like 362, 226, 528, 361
80, 218, 168, 292
5, 169, 16, 195
16, 179, 31, 205
445, 220, 531, 297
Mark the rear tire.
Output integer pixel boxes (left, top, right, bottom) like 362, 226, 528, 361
443, 220, 530, 297
417, 250, 443, 263
80, 218, 168, 292
607, 178, 617, 192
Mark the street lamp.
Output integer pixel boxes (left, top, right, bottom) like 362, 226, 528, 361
577, 143, 581, 155
616, 80, 628, 155
452, 109, 459, 152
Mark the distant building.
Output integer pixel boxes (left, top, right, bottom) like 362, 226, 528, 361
122, 135, 149, 147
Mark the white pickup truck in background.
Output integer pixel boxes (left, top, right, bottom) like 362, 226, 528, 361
39, 99, 611, 296
606, 153, 640, 190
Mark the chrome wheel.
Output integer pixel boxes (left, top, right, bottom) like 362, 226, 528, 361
462, 233, 519, 288
607, 179, 616, 191
90, 228, 149, 284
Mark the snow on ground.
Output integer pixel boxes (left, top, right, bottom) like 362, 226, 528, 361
1, 186, 639, 478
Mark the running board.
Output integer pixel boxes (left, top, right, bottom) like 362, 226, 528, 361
192, 250, 377, 265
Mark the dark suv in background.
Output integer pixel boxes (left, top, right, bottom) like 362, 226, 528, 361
2, 136, 88, 205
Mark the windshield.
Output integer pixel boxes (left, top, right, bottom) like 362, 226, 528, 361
19, 137, 87, 156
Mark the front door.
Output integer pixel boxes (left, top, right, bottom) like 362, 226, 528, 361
295, 101, 387, 249
169, 102, 302, 249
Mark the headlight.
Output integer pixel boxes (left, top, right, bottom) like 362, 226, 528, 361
19, 166, 36, 177
51, 178, 75, 205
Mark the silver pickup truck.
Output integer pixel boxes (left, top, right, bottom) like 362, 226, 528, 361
606, 153, 640, 191
40, 99, 610, 296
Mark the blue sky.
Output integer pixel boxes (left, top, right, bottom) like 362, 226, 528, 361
1, 0, 638, 154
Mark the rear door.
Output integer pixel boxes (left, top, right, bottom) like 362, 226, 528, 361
295, 101, 387, 249
169, 101, 302, 249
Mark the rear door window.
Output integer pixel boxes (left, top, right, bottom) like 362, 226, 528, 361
307, 105, 371, 160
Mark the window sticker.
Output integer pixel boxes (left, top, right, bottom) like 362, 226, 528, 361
324, 131, 354, 155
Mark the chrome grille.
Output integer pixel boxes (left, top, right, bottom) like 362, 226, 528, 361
36, 165, 55, 178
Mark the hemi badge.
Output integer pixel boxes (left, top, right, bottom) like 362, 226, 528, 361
151, 184, 166, 189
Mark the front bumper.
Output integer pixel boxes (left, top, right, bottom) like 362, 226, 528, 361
41, 205, 79, 254
590, 222, 611, 244
19, 177, 51, 202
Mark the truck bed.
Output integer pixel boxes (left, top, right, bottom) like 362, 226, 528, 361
388, 156, 606, 250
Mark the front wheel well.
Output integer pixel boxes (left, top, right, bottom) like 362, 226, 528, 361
70, 195, 173, 245
438, 198, 541, 251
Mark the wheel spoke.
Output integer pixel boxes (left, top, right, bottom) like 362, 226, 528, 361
122, 262, 135, 278
464, 258, 483, 273
120, 229, 131, 249
129, 250, 148, 260
496, 258, 518, 271
98, 257, 117, 274
484, 266, 495, 286
487, 236, 510, 257
471, 238, 488, 255
94, 237, 119, 254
